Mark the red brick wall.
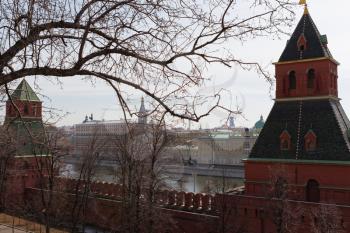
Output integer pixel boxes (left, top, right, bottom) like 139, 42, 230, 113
245, 160, 350, 205
23, 184, 350, 233
4, 156, 52, 209
5, 157, 350, 233
6, 100, 42, 119
24, 187, 219, 233
275, 59, 338, 99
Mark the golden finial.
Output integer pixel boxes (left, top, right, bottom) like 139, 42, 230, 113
299, 0, 309, 14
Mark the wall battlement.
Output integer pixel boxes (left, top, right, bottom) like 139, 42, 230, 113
51, 177, 218, 214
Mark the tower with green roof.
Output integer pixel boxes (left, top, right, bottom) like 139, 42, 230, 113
4, 79, 45, 156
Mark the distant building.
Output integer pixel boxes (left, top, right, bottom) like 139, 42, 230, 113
73, 98, 148, 156
251, 115, 265, 135
167, 128, 257, 166
195, 130, 257, 165
137, 97, 147, 124
73, 119, 129, 156
229, 116, 235, 128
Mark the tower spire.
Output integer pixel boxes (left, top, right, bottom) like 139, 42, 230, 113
138, 96, 147, 124
299, 0, 309, 14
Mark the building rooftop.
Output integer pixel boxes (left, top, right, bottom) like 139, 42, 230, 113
76, 119, 134, 125
10, 79, 41, 102
278, 10, 333, 62
250, 99, 350, 161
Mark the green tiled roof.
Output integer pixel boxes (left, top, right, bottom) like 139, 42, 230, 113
11, 79, 41, 102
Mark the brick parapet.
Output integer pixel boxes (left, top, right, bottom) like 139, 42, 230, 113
49, 177, 218, 214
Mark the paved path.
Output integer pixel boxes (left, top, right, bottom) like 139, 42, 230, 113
0, 213, 66, 233
0, 224, 27, 233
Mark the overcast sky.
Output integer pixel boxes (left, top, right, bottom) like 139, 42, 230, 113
1, 1, 349, 129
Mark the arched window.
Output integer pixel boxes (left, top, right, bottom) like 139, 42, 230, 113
307, 69, 316, 89
305, 130, 317, 152
306, 179, 320, 202
281, 139, 289, 150
298, 34, 307, 52
280, 130, 291, 151
335, 75, 338, 89
288, 71, 296, 90
32, 104, 37, 116
24, 104, 29, 115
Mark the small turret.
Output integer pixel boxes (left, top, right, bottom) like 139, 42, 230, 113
5, 79, 42, 121
138, 97, 147, 124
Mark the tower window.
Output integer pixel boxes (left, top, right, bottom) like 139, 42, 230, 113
288, 71, 296, 90
305, 130, 317, 152
280, 130, 291, 151
335, 75, 338, 89
33, 104, 37, 116
306, 179, 320, 203
281, 139, 289, 150
307, 69, 316, 89
24, 104, 29, 115
297, 34, 307, 51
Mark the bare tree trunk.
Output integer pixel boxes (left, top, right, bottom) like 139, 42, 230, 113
113, 121, 175, 233
0, 128, 16, 211
69, 127, 103, 233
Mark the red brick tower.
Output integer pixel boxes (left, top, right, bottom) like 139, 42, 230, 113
3, 80, 46, 209
6, 79, 42, 120
244, 7, 350, 204
5, 79, 45, 156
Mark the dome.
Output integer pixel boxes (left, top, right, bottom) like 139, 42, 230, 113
254, 115, 265, 129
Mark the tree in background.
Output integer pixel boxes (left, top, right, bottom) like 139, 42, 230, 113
67, 124, 109, 233
0, 127, 16, 211
22, 126, 70, 233
214, 174, 247, 233
266, 165, 303, 233
114, 120, 176, 233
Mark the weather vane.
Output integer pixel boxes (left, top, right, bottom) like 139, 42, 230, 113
299, 0, 307, 5
299, 0, 308, 14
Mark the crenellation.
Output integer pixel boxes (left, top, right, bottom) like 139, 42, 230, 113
184, 192, 194, 209
193, 193, 202, 211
